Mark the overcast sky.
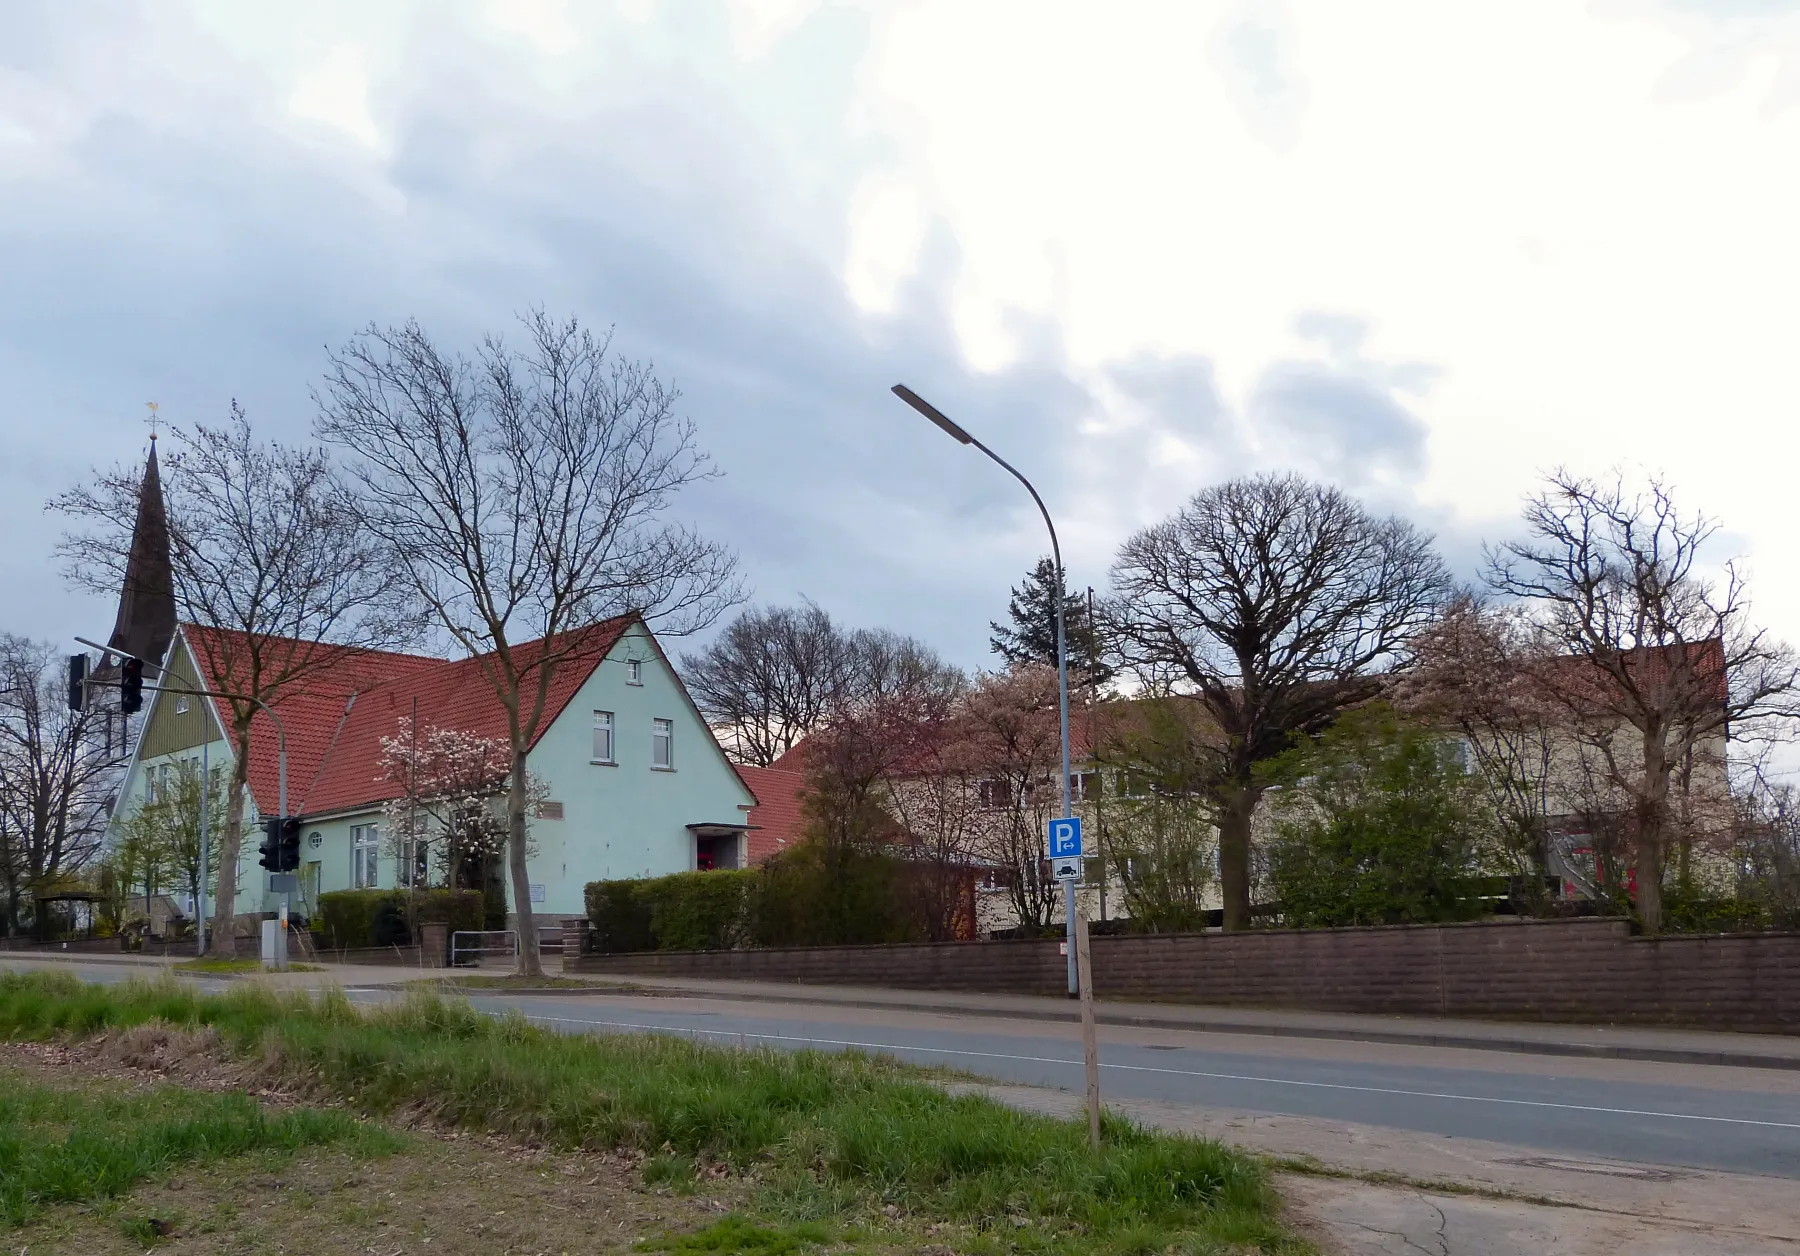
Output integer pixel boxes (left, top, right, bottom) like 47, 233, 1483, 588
4, 0, 1799, 672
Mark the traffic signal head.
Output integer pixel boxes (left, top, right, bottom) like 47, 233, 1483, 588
66, 654, 89, 712
120, 657, 145, 715
257, 817, 281, 872
278, 817, 302, 872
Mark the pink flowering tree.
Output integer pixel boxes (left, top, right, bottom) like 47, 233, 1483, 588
377, 716, 538, 891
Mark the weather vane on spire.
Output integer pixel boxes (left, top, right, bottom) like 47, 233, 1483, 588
145, 401, 159, 442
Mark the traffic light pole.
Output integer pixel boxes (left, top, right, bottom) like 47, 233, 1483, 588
74, 638, 289, 955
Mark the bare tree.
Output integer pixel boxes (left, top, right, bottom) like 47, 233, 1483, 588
1397, 596, 1564, 909
1485, 470, 1800, 933
0, 637, 119, 938
957, 665, 1066, 933
681, 602, 853, 765
1108, 473, 1453, 930
55, 411, 408, 955
317, 312, 742, 976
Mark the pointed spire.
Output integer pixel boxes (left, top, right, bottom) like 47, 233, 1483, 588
106, 435, 177, 669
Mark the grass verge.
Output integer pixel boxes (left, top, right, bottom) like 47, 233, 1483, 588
173, 958, 322, 974
0, 1066, 399, 1229
0, 970, 1305, 1254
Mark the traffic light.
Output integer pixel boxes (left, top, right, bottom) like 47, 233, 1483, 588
120, 657, 145, 715
258, 818, 281, 872
278, 817, 302, 872
66, 654, 88, 712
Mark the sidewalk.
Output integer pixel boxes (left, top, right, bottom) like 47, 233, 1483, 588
557, 971, 1800, 1072
10, 950, 1798, 1071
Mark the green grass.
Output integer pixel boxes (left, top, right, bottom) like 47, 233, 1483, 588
172, 957, 322, 973
0, 1067, 400, 1229
0, 970, 1302, 1254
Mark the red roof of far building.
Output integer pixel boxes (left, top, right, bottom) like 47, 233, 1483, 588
180, 617, 634, 818
736, 764, 806, 861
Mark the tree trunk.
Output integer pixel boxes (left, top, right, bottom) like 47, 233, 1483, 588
507, 745, 542, 977
1218, 784, 1258, 932
209, 723, 255, 958
1635, 734, 1671, 935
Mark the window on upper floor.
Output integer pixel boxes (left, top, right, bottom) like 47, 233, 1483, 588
626, 659, 643, 685
174, 696, 190, 714
592, 711, 615, 764
351, 823, 379, 889
652, 718, 673, 769
977, 778, 1012, 808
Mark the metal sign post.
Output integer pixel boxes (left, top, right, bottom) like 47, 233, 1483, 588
1074, 911, 1101, 1147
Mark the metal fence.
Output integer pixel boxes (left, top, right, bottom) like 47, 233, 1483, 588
450, 930, 517, 967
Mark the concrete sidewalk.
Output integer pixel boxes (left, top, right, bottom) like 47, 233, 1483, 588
556, 971, 1800, 1072
11, 949, 1799, 1072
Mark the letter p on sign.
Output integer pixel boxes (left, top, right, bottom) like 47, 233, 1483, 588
1048, 816, 1082, 859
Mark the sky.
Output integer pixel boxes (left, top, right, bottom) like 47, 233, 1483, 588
4, 0, 1799, 674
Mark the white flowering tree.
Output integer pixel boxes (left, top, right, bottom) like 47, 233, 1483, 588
377, 716, 538, 892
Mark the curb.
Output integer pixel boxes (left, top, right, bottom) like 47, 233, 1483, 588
561, 978, 1800, 1074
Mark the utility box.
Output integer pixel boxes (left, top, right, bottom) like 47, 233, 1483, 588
260, 918, 288, 970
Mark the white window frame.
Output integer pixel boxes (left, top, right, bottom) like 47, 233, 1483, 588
174, 695, 190, 714
652, 718, 673, 770
351, 823, 380, 889
397, 837, 428, 888
592, 710, 615, 764
626, 659, 643, 686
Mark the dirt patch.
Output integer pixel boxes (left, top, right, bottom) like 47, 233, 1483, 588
13, 1120, 744, 1255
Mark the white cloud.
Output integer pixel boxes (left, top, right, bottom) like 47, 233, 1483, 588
287, 43, 380, 148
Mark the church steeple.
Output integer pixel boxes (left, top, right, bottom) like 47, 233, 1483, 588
105, 426, 177, 670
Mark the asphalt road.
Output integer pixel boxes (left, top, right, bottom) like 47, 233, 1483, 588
9, 958, 1799, 1181
443, 990, 1800, 1180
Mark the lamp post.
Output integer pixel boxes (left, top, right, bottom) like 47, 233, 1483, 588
891, 385, 1079, 996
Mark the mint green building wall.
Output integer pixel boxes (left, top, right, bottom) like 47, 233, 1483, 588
115, 621, 752, 928
512, 622, 755, 918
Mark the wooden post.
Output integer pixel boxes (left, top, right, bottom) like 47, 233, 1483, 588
1074, 910, 1101, 1148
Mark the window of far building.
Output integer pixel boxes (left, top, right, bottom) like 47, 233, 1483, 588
626, 659, 643, 685
977, 778, 1011, 808
397, 836, 428, 888
1069, 771, 1100, 802
592, 710, 614, 763
351, 823, 379, 889
652, 718, 673, 769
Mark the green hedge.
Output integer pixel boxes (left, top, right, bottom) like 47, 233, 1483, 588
585, 844, 926, 954
317, 890, 404, 951
315, 888, 484, 951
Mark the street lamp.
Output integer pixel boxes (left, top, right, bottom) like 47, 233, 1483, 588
891, 384, 1079, 996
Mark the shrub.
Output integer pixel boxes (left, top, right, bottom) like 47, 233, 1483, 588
750, 843, 924, 947
408, 888, 485, 937
1265, 705, 1494, 928
586, 880, 655, 953
586, 846, 928, 953
316, 890, 408, 950
640, 870, 755, 951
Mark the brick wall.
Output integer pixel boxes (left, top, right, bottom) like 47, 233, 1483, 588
570, 917, 1800, 1032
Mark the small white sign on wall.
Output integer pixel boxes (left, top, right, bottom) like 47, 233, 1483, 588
529, 883, 546, 903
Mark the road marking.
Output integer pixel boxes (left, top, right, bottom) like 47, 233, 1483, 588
510, 1010, 1800, 1134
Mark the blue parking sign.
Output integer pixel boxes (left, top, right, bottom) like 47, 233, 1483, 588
1047, 816, 1082, 859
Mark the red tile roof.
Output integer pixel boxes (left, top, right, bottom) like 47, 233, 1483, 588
180, 618, 633, 818
736, 764, 806, 861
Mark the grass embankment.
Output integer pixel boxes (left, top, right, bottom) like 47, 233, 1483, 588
172, 957, 322, 974
0, 1067, 399, 1230
0, 971, 1303, 1255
